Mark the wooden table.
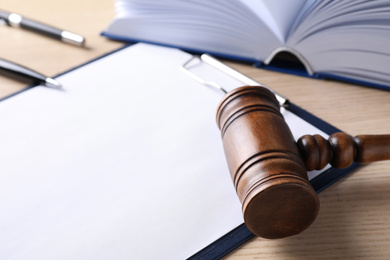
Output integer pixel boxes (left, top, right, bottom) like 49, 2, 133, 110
1, 0, 390, 259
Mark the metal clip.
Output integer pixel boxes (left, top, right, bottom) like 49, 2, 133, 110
181, 54, 289, 107
181, 55, 228, 95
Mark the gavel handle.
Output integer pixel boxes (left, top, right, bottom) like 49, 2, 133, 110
297, 133, 390, 171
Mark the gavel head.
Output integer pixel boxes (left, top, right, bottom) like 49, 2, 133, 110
216, 86, 319, 239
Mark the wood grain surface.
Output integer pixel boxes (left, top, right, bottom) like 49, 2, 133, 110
1, 0, 390, 259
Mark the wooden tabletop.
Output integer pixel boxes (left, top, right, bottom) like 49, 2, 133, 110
1, 0, 390, 259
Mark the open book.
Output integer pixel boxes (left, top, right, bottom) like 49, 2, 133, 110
103, 0, 390, 90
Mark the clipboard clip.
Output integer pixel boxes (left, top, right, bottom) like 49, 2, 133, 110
181, 54, 289, 108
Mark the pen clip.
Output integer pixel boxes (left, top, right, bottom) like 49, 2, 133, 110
181, 54, 289, 107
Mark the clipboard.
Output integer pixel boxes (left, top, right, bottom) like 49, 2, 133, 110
0, 43, 359, 259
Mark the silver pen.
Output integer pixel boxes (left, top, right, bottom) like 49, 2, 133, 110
0, 58, 61, 89
0, 10, 85, 46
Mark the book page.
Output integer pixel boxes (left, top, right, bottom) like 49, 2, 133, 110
287, 0, 390, 87
0, 43, 327, 259
106, 0, 282, 61
239, 0, 308, 42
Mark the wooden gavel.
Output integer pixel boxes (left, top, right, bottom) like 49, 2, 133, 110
216, 86, 390, 239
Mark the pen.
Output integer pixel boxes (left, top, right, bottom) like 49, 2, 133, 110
0, 10, 85, 46
0, 58, 61, 89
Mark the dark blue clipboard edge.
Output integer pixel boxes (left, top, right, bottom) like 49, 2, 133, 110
1, 43, 360, 260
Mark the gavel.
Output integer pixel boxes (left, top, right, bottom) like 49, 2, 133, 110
216, 86, 390, 239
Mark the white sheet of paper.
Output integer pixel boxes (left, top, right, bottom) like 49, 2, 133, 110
0, 43, 327, 259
